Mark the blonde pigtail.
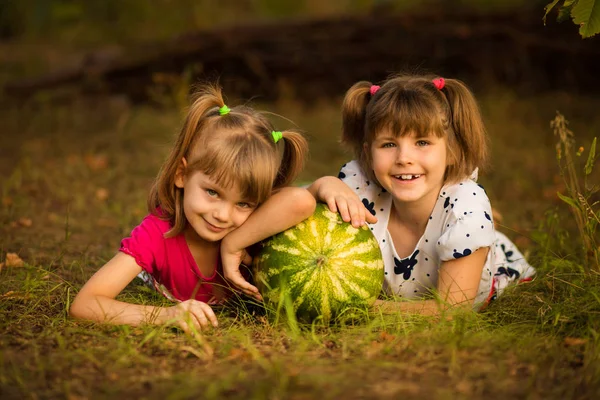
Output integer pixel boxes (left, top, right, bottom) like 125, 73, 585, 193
272, 130, 309, 190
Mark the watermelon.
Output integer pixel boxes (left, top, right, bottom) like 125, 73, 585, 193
253, 203, 384, 323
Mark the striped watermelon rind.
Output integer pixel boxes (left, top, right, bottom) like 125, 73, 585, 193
253, 203, 384, 323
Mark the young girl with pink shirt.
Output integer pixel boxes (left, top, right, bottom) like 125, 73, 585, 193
70, 84, 315, 333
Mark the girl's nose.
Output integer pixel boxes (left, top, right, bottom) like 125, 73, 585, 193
395, 146, 413, 164
214, 203, 233, 223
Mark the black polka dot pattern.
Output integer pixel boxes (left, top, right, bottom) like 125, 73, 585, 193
336, 160, 532, 303
394, 250, 419, 280
362, 198, 376, 216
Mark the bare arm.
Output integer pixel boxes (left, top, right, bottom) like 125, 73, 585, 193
308, 176, 377, 227
374, 247, 489, 316
69, 252, 218, 331
221, 186, 317, 298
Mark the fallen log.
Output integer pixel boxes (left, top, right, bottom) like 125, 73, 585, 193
3, 10, 600, 102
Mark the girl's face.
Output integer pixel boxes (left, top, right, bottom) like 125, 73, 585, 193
175, 168, 257, 243
370, 129, 448, 210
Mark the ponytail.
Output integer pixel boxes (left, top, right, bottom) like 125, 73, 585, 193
442, 79, 488, 182
341, 81, 373, 159
273, 130, 309, 190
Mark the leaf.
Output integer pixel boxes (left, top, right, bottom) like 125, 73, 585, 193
572, 0, 600, 38
95, 188, 109, 201
3, 253, 24, 267
18, 217, 32, 227
584, 137, 597, 175
84, 153, 108, 171
556, 192, 581, 211
558, 1, 578, 22
564, 337, 588, 346
544, 0, 563, 24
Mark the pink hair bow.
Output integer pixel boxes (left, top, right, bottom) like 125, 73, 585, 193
432, 77, 445, 90
370, 85, 380, 96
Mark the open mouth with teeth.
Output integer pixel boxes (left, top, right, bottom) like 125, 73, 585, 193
394, 174, 421, 181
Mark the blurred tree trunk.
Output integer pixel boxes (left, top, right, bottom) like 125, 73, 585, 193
4, 9, 600, 102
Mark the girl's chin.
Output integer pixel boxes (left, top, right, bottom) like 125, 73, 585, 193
185, 225, 224, 243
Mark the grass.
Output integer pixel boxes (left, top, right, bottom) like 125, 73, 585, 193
1, 85, 599, 398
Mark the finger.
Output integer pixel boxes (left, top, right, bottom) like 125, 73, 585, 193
178, 320, 191, 335
226, 269, 260, 295
189, 306, 210, 329
198, 302, 219, 328
326, 198, 338, 213
347, 201, 363, 227
365, 212, 378, 224
335, 198, 351, 222
242, 253, 252, 266
238, 282, 263, 301
179, 312, 202, 334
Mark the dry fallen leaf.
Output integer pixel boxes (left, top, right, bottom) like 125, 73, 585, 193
95, 188, 109, 201
564, 337, 588, 346
378, 331, 396, 342
84, 153, 108, 171
18, 217, 33, 227
2, 196, 12, 207
1, 291, 29, 300
4, 253, 24, 267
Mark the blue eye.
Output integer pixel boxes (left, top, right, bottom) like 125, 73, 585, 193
416, 140, 430, 147
237, 202, 255, 209
382, 142, 396, 148
206, 189, 218, 197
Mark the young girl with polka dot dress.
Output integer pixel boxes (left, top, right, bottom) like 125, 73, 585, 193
308, 74, 535, 314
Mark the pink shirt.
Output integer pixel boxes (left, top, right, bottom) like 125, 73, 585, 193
120, 214, 228, 303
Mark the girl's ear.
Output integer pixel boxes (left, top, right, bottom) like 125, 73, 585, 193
174, 157, 188, 188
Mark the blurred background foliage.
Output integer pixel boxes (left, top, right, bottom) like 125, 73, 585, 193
0, 0, 543, 45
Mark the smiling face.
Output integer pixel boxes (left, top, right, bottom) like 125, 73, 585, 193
370, 129, 448, 210
175, 166, 257, 243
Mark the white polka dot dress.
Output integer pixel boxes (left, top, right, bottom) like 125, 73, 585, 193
338, 160, 535, 307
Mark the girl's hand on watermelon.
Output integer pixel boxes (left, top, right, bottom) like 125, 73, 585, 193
221, 244, 263, 301
167, 299, 219, 333
308, 176, 377, 228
